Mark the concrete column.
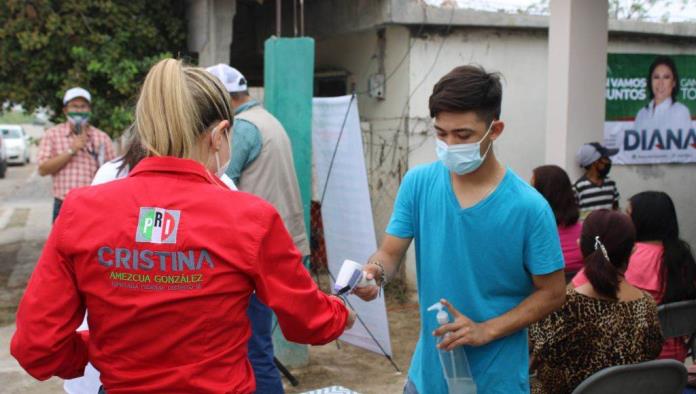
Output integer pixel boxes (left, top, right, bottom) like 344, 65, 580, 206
545, 0, 608, 180
187, 0, 236, 67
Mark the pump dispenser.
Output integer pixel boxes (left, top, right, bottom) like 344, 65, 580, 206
427, 302, 477, 394
427, 302, 449, 326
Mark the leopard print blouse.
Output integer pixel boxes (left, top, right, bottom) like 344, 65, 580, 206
529, 287, 663, 394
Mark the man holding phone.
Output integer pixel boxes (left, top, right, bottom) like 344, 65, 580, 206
38, 87, 115, 222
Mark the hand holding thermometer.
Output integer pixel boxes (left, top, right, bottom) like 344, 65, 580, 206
334, 259, 377, 296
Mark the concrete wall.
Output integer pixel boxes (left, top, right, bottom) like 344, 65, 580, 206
407, 28, 550, 180
317, 22, 696, 288
408, 28, 696, 249
403, 27, 550, 286
315, 26, 412, 246
186, 0, 235, 67
317, 27, 553, 286
545, 0, 609, 181
405, 29, 696, 266
414, 28, 696, 287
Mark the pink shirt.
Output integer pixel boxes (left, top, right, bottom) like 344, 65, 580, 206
558, 222, 583, 273
37, 122, 115, 199
571, 243, 664, 302
625, 243, 664, 302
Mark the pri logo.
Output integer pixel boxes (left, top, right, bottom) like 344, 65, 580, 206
136, 207, 181, 244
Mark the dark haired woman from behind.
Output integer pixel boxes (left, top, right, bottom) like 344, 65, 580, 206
532, 165, 583, 281
530, 210, 663, 394
573, 191, 696, 361
625, 191, 696, 360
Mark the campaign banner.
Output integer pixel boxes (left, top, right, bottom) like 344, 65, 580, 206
312, 95, 393, 357
604, 53, 696, 164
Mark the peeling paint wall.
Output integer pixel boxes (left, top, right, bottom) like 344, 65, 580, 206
315, 26, 411, 249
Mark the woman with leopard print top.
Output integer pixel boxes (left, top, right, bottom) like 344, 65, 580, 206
529, 210, 663, 394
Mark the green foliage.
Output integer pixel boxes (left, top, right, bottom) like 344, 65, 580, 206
0, 1, 188, 137
0, 111, 35, 124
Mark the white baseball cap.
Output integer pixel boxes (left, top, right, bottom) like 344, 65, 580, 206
576, 142, 619, 167
63, 87, 91, 105
206, 64, 248, 93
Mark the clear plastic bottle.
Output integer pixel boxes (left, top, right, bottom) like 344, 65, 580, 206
427, 302, 477, 394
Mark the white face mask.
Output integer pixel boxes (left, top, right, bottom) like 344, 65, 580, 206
213, 128, 231, 177
435, 121, 494, 175
219, 173, 238, 190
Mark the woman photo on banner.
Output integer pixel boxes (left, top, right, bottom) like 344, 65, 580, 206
634, 55, 692, 134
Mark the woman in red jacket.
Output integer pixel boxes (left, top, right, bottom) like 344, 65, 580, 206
11, 59, 355, 394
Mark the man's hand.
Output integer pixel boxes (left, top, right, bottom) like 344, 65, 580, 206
433, 299, 494, 350
38, 131, 89, 176
70, 132, 88, 152
352, 235, 412, 302
351, 264, 381, 302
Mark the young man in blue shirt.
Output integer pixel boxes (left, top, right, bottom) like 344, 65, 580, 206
355, 65, 566, 393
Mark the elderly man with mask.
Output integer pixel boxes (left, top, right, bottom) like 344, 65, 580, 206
38, 87, 115, 222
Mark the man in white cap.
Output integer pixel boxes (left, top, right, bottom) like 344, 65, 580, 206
38, 87, 115, 222
206, 64, 309, 393
573, 142, 620, 219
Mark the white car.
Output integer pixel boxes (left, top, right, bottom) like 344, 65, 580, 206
0, 125, 31, 165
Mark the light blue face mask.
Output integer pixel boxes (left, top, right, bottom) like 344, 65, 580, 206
67, 112, 91, 134
435, 121, 495, 175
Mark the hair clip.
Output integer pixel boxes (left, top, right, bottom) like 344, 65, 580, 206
594, 235, 610, 262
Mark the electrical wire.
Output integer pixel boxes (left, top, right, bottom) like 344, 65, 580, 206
352, 5, 430, 97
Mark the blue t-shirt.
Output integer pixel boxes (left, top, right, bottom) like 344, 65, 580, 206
386, 162, 564, 394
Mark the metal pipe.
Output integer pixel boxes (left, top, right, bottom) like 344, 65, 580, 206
300, 0, 304, 36
276, 0, 281, 37
293, 0, 298, 37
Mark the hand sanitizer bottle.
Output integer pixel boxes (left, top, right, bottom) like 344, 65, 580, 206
427, 302, 477, 394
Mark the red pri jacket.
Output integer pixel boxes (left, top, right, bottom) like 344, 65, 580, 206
11, 157, 348, 393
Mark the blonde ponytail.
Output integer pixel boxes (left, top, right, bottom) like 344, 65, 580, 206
135, 58, 232, 159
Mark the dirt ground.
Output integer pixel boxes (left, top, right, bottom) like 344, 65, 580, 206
0, 240, 45, 326
285, 297, 420, 394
